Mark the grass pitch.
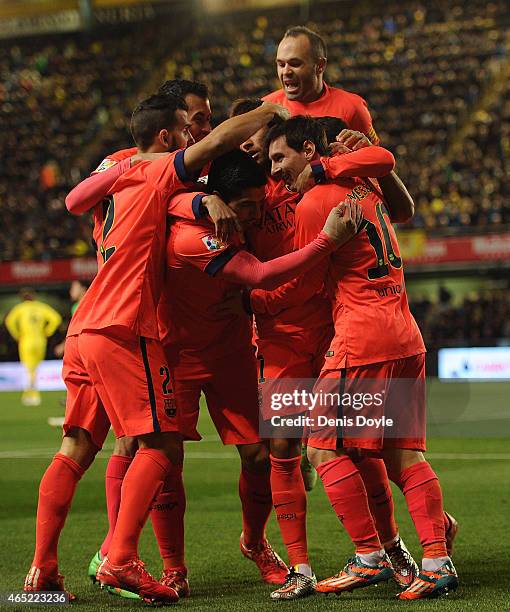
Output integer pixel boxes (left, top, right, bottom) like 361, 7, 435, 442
0, 385, 509, 611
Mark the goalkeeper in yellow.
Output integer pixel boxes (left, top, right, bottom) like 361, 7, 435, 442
4, 289, 62, 406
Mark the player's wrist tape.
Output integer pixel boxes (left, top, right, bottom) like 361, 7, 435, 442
310, 160, 326, 184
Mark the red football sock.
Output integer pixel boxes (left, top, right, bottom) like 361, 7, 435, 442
100, 455, 133, 557
32, 453, 84, 574
150, 463, 186, 570
357, 457, 398, 545
393, 461, 447, 557
316, 456, 381, 554
239, 467, 272, 549
270, 455, 308, 566
107, 448, 171, 566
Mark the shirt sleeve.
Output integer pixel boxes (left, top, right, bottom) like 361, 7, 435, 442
42, 305, 63, 337
4, 306, 20, 341
91, 147, 136, 174
66, 157, 131, 215
167, 191, 209, 221
348, 96, 380, 145
173, 226, 239, 275
314, 146, 395, 183
144, 150, 199, 195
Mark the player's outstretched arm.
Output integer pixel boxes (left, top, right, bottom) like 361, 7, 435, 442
294, 140, 394, 194
376, 171, 415, 223
183, 103, 289, 174
65, 157, 131, 215
218, 201, 361, 290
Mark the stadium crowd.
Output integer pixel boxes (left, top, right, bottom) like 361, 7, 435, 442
410, 287, 510, 349
1, 0, 509, 262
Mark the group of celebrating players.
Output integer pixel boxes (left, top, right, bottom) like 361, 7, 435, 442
23, 25, 459, 605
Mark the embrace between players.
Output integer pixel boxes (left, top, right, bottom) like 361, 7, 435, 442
24, 26, 459, 604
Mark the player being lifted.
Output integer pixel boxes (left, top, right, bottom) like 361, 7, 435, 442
5, 288, 62, 406
23, 92, 291, 605
259, 116, 458, 600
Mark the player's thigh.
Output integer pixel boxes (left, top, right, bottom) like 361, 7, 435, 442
257, 334, 315, 423
79, 329, 179, 440
383, 353, 427, 453
171, 364, 208, 441
204, 350, 261, 446
19, 337, 46, 371
62, 335, 111, 450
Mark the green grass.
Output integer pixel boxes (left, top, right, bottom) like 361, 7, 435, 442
0, 387, 509, 611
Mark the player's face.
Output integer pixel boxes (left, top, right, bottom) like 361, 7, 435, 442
228, 186, 266, 228
167, 109, 194, 150
184, 94, 212, 142
240, 125, 267, 165
69, 281, 85, 302
269, 135, 309, 190
276, 35, 325, 102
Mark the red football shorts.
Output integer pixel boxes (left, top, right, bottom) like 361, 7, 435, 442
63, 327, 179, 447
168, 348, 261, 445
306, 353, 427, 452
257, 325, 333, 422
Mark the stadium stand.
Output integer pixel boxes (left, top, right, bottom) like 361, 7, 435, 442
1, 0, 509, 264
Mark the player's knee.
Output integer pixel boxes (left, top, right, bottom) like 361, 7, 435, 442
113, 436, 138, 457
238, 442, 270, 473
270, 437, 301, 459
138, 431, 184, 465
60, 427, 100, 470
383, 448, 425, 482
307, 445, 338, 468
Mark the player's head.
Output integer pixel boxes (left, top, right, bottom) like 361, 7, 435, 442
19, 287, 35, 301
265, 115, 328, 190
316, 116, 348, 144
158, 79, 212, 142
207, 149, 267, 228
230, 97, 284, 167
69, 280, 88, 303
276, 26, 327, 102
130, 93, 192, 153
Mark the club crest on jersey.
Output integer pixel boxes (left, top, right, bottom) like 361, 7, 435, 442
94, 158, 117, 173
202, 235, 226, 251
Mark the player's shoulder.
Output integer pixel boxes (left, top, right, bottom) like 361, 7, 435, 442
171, 218, 225, 255
305, 182, 349, 204
327, 85, 367, 108
93, 147, 137, 173
262, 89, 285, 103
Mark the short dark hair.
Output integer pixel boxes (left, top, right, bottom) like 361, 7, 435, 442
229, 97, 263, 117
316, 116, 348, 144
158, 79, 209, 100
229, 97, 284, 131
130, 93, 187, 150
283, 26, 327, 62
207, 149, 267, 203
265, 115, 329, 156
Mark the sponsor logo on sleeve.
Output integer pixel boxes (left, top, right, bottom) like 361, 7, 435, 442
94, 158, 117, 173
